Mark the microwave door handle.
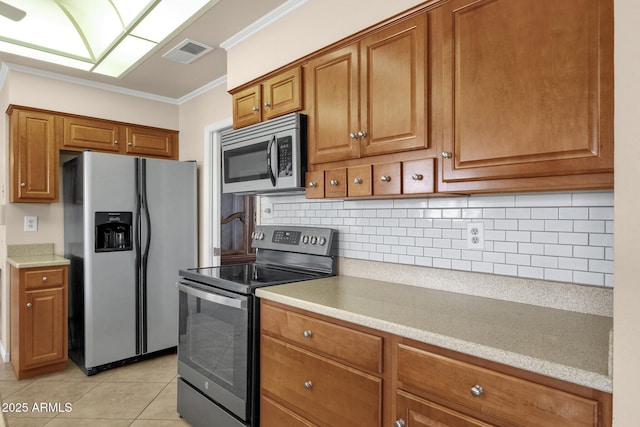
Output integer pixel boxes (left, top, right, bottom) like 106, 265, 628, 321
267, 135, 277, 187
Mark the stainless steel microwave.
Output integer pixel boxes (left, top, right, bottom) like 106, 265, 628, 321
221, 113, 306, 194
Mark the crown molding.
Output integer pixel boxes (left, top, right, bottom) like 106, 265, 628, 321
220, 0, 309, 51
2, 62, 228, 105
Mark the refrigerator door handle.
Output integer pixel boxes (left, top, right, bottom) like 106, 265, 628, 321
134, 159, 142, 355
140, 159, 152, 354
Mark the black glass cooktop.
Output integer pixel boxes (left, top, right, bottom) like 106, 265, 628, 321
179, 263, 328, 295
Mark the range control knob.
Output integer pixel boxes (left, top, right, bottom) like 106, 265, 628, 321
302, 235, 310, 244
258, 232, 265, 240
318, 237, 327, 246
310, 236, 318, 245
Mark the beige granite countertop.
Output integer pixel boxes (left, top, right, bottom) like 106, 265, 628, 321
256, 275, 613, 393
6, 243, 70, 268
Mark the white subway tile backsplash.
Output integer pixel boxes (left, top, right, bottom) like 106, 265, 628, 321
262, 190, 614, 287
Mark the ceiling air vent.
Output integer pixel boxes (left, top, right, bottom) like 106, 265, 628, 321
162, 39, 214, 64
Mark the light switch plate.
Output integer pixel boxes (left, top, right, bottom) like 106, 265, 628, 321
24, 216, 38, 232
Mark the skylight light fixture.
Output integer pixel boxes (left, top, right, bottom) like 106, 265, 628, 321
0, 0, 217, 78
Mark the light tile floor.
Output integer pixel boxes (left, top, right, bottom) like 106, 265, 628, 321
0, 353, 190, 426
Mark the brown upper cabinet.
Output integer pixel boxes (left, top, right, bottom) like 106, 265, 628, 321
435, 0, 614, 193
305, 14, 428, 165
8, 107, 60, 203
231, 66, 302, 129
7, 105, 179, 203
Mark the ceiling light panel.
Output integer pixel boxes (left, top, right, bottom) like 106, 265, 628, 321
131, 0, 214, 42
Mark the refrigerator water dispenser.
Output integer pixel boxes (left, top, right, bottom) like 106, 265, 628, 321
95, 212, 132, 252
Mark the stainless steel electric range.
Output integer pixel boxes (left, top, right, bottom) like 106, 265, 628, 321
176, 225, 337, 427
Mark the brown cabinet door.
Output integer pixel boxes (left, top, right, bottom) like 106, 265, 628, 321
360, 15, 428, 157
62, 116, 121, 152
232, 84, 262, 129
24, 287, 66, 369
305, 44, 360, 165
263, 66, 302, 121
9, 109, 58, 202
396, 390, 493, 427
437, 0, 613, 185
124, 126, 177, 159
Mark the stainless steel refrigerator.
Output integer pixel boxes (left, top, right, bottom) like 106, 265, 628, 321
63, 151, 197, 375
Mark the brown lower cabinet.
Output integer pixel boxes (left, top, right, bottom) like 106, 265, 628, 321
260, 300, 612, 427
10, 265, 68, 380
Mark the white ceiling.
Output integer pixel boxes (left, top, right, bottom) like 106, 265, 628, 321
0, 0, 289, 101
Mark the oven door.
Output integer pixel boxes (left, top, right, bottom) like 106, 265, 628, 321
177, 279, 254, 421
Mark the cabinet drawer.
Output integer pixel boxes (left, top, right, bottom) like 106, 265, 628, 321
261, 395, 316, 427
324, 168, 347, 198
23, 267, 66, 289
396, 390, 493, 427
348, 165, 372, 197
397, 344, 599, 427
261, 303, 383, 373
373, 162, 401, 195
261, 335, 382, 427
403, 158, 435, 194
305, 171, 325, 199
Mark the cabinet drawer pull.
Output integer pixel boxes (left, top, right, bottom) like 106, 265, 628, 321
330, 180, 339, 186
264, 102, 271, 108
252, 106, 259, 112
308, 182, 318, 188
395, 419, 405, 427
470, 384, 484, 397
411, 173, 423, 181
303, 330, 313, 338
353, 178, 363, 184
42, 276, 48, 282
114, 140, 119, 145
380, 175, 391, 182
442, 151, 452, 159
20, 182, 26, 188
128, 142, 133, 146
26, 303, 32, 308
304, 381, 313, 390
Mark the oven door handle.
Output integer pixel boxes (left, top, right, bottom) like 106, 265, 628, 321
178, 282, 247, 310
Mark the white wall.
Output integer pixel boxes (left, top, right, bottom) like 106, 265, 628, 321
612, 0, 640, 423
178, 82, 232, 265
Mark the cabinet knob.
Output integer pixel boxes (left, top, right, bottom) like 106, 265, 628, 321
114, 140, 119, 145
353, 177, 363, 184
442, 151, 452, 159
470, 384, 484, 397
304, 381, 313, 390
42, 276, 48, 282
20, 182, 26, 188
395, 419, 405, 427
330, 180, 339, 186
264, 102, 271, 108
349, 132, 358, 140
380, 175, 391, 182
128, 142, 133, 146
411, 173, 423, 181
303, 330, 313, 338
26, 303, 32, 308
308, 182, 318, 188
357, 130, 367, 138
252, 106, 259, 112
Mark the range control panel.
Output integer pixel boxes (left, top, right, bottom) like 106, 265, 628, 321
251, 225, 336, 256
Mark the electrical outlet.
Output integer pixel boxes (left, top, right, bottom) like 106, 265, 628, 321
466, 222, 484, 250
24, 216, 38, 232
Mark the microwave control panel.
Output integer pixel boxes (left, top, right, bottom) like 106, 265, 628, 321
277, 136, 293, 177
